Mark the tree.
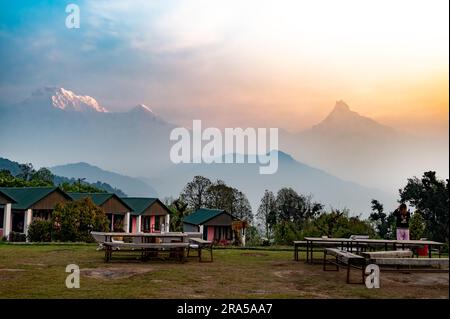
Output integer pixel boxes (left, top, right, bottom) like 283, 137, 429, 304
256, 190, 277, 239
0, 168, 53, 187
272, 188, 323, 244
231, 189, 253, 223
205, 180, 234, 210
52, 198, 109, 242
17, 163, 35, 181
204, 180, 253, 222
59, 181, 106, 193
409, 211, 426, 240
0, 169, 26, 187
369, 199, 395, 239
168, 198, 188, 232
273, 221, 302, 245
180, 176, 212, 210
275, 188, 323, 224
314, 209, 346, 237
31, 167, 54, 185
244, 225, 262, 246
308, 209, 374, 239
399, 171, 449, 243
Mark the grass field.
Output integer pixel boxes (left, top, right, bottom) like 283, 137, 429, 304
0, 243, 448, 299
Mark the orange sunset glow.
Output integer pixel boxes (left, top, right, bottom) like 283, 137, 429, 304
127, 0, 449, 135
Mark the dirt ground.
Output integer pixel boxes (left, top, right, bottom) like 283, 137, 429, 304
0, 244, 448, 298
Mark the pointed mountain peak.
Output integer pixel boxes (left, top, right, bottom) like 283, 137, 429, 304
268, 150, 295, 162
126, 103, 170, 125
130, 104, 154, 114
327, 100, 359, 119
308, 100, 395, 136
333, 100, 350, 112
26, 86, 108, 113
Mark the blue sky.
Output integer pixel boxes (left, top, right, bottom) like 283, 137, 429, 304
0, 1, 179, 109
0, 0, 448, 134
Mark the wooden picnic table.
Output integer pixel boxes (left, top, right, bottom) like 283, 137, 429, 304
188, 238, 213, 262
300, 237, 444, 264
103, 242, 189, 263
96, 232, 188, 244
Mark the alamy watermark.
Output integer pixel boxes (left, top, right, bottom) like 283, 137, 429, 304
65, 264, 80, 288
170, 120, 279, 174
365, 264, 380, 289
65, 4, 80, 29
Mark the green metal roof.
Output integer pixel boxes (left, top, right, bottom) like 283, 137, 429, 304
67, 192, 132, 210
67, 192, 112, 205
0, 187, 64, 210
0, 189, 17, 203
182, 208, 226, 225
67, 192, 132, 211
121, 197, 157, 215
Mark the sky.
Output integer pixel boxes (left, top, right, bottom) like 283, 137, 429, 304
0, 0, 448, 135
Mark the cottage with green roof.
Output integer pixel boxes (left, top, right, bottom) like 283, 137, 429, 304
0, 189, 16, 239
182, 208, 239, 244
121, 197, 172, 233
0, 187, 173, 240
0, 187, 71, 239
67, 193, 133, 232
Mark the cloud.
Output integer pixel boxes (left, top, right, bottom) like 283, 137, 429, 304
0, 0, 448, 134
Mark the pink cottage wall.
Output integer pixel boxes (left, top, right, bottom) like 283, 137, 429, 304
207, 226, 215, 241
150, 216, 155, 232
131, 216, 137, 233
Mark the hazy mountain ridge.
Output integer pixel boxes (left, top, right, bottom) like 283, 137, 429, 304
1, 88, 447, 215
0, 157, 126, 196
0, 87, 176, 177
151, 150, 394, 215
51, 162, 158, 197
280, 100, 449, 191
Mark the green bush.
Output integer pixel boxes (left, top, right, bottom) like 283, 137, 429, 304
245, 226, 262, 246
8, 231, 26, 242
271, 210, 376, 244
409, 211, 426, 240
273, 222, 302, 245
27, 219, 52, 242
51, 197, 109, 242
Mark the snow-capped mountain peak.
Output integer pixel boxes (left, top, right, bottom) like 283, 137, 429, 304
131, 104, 154, 114
27, 86, 108, 113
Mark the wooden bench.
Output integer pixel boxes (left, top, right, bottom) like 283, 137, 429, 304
187, 238, 213, 262
103, 242, 189, 263
295, 240, 344, 262
369, 257, 449, 271
360, 250, 413, 259
323, 248, 366, 284
293, 241, 306, 261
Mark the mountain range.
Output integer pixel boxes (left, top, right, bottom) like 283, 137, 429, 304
0, 87, 175, 177
1, 87, 447, 214
51, 162, 157, 197
148, 150, 393, 214
280, 100, 448, 190
0, 157, 126, 196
